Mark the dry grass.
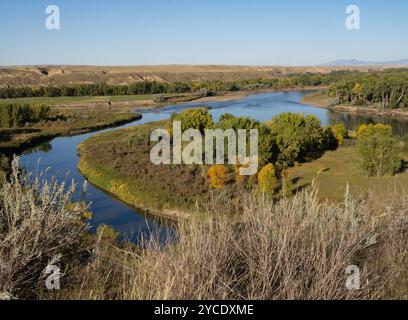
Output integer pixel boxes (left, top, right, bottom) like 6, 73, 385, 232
57, 186, 408, 300
2, 158, 408, 300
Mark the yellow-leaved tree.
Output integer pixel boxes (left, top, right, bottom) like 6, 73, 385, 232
258, 163, 276, 194
207, 165, 227, 189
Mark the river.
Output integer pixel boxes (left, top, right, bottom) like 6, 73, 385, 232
20, 90, 408, 243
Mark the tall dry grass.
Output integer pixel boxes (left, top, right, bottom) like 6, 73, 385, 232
61, 186, 408, 300
2, 158, 408, 300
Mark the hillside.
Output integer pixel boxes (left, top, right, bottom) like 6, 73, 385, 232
0, 65, 390, 87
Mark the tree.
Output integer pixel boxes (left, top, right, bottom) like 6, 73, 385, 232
331, 123, 348, 145
356, 124, 402, 177
258, 163, 276, 194
0, 103, 50, 128
352, 83, 362, 101
173, 108, 214, 133
268, 113, 335, 167
207, 165, 227, 189
218, 114, 278, 166
357, 123, 392, 139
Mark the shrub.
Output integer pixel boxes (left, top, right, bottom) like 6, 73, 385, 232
356, 124, 403, 177
331, 123, 348, 145
0, 157, 89, 299
258, 163, 276, 194
97, 224, 119, 242
357, 123, 392, 139
0, 155, 8, 186
207, 165, 227, 189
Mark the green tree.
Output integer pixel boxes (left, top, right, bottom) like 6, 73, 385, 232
356, 124, 402, 177
173, 108, 214, 133
268, 113, 335, 167
218, 114, 278, 166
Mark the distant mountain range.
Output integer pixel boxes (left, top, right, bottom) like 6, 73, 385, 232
319, 59, 408, 67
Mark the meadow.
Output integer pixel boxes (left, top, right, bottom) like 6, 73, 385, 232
288, 144, 408, 202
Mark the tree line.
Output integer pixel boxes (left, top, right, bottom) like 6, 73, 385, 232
327, 69, 408, 109
0, 71, 363, 99
171, 108, 340, 175
0, 103, 50, 128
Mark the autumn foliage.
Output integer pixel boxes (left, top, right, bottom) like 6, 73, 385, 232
207, 165, 227, 189
258, 163, 277, 194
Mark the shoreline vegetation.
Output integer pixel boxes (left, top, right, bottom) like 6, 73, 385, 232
77, 121, 208, 220
0, 111, 141, 155
301, 69, 408, 117
302, 91, 408, 118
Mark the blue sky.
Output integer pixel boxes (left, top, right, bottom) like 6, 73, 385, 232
0, 0, 407, 66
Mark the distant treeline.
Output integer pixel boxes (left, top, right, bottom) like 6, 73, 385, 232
327, 69, 408, 108
0, 71, 360, 99
1, 70, 407, 110
0, 104, 50, 128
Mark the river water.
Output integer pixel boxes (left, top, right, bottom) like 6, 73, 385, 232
19, 91, 408, 243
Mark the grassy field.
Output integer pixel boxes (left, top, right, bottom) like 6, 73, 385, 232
287, 144, 408, 202
0, 94, 154, 106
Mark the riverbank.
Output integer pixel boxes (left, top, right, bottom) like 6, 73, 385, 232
3, 86, 324, 111
77, 121, 207, 220
0, 111, 141, 183
0, 110, 141, 155
302, 92, 408, 118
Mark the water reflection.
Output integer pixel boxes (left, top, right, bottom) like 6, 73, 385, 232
328, 111, 408, 136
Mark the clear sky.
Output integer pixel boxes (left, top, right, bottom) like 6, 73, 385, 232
0, 0, 407, 66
